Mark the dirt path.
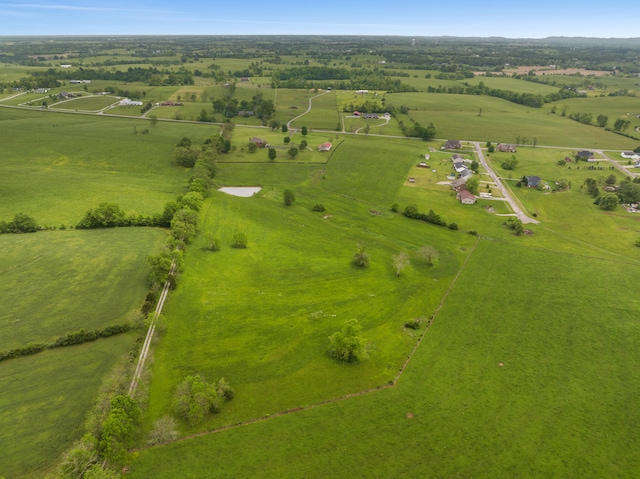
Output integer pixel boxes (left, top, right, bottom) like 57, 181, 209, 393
134, 237, 481, 451
286, 90, 330, 131
128, 260, 175, 396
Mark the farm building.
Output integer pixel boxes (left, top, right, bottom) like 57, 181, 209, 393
445, 140, 462, 149
318, 142, 332, 152
160, 100, 183, 106
250, 137, 268, 148
355, 90, 369, 94
496, 143, 516, 152
525, 175, 541, 188
240, 77, 250, 82
119, 98, 143, 106
457, 190, 477, 205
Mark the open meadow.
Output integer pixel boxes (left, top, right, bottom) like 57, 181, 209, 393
2, 36, 640, 478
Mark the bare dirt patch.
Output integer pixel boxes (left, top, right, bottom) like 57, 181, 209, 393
407, 412, 414, 419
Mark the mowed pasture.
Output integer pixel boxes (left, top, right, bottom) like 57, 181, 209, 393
0, 108, 202, 224
145, 136, 478, 433
0, 228, 165, 350
0, 336, 135, 479
290, 91, 340, 130
128, 240, 640, 478
51, 95, 119, 111
384, 92, 640, 149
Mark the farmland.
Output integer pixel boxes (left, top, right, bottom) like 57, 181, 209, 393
1, 35, 640, 479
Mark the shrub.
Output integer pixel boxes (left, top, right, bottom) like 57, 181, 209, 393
283, 189, 295, 206
448, 222, 459, 230
390, 202, 399, 212
284, 136, 291, 144
147, 416, 179, 446
231, 232, 248, 248
352, 243, 369, 268
404, 318, 422, 330
468, 230, 478, 236
312, 204, 325, 212
328, 319, 368, 363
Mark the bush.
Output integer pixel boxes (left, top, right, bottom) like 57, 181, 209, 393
448, 222, 459, 230
147, 416, 179, 446
352, 243, 369, 268
231, 232, 248, 248
312, 204, 325, 212
283, 189, 295, 206
284, 136, 291, 144
404, 318, 422, 330
468, 230, 478, 236
390, 202, 399, 212
172, 375, 232, 424
328, 319, 368, 363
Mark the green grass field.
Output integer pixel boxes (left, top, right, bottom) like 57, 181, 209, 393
127, 239, 640, 478
0, 228, 165, 350
384, 92, 639, 148
290, 92, 340, 130
0, 335, 135, 479
52, 95, 119, 111
0, 108, 198, 224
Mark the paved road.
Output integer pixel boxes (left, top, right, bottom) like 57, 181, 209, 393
472, 141, 539, 224
595, 150, 638, 179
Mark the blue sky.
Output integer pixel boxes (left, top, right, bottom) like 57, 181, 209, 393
1, 0, 639, 38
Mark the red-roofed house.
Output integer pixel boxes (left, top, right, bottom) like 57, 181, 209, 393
457, 190, 477, 205
318, 142, 332, 152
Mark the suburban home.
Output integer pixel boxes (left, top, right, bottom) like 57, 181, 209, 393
451, 178, 467, 190
460, 169, 473, 179
362, 113, 379, 119
577, 150, 592, 158
621, 151, 640, 161
457, 190, 477, 205
445, 140, 462, 149
250, 137, 268, 148
454, 161, 467, 173
525, 175, 541, 188
240, 77, 250, 82
497, 143, 517, 153
318, 142, 332, 152
451, 154, 463, 161
34, 88, 48, 94
353, 111, 362, 116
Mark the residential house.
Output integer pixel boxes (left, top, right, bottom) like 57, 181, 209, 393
445, 140, 462, 149
362, 113, 379, 119
353, 111, 362, 116
450, 178, 467, 190
240, 77, 250, 82
457, 190, 477, 205
525, 175, 541, 188
577, 150, 592, 158
460, 169, 473, 179
621, 151, 640, 161
453, 161, 467, 173
34, 88, 49, 94
318, 142, 332, 152
250, 137, 268, 148
160, 100, 183, 106
496, 143, 517, 153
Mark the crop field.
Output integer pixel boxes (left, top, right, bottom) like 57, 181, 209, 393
0, 335, 135, 479
0, 228, 164, 350
0, 109, 199, 224
127, 238, 640, 478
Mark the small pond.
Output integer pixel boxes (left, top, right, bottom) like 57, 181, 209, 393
218, 187, 262, 197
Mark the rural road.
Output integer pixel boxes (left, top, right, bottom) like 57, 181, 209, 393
595, 150, 638, 178
472, 141, 540, 224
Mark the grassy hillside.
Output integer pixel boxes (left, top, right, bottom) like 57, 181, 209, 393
128, 240, 640, 478
0, 228, 165, 350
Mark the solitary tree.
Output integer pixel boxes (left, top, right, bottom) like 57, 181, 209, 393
301, 126, 308, 136
393, 252, 410, 276
532, 137, 538, 148
328, 319, 368, 363
268, 148, 277, 161
605, 174, 617, 185
466, 175, 480, 194
281, 124, 288, 133
418, 246, 439, 266
204, 233, 220, 251
364, 123, 371, 135
283, 189, 295, 206
598, 193, 619, 210
597, 114, 609, 128
352, 243, 370, 268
